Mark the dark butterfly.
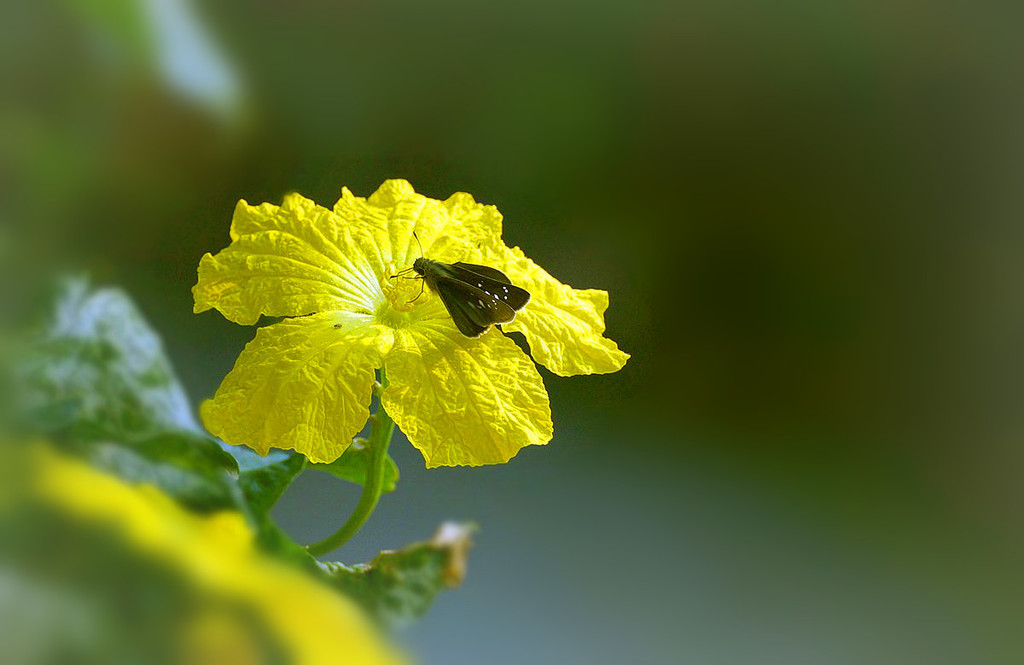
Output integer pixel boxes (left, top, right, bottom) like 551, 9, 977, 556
400, 258, 531, 337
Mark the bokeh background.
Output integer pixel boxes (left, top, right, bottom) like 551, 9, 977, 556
5, 0, 1024, 662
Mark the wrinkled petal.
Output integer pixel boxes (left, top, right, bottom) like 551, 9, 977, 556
382, 321, 552, 467
484, 245, 630, 376
194, 194, 382, 325
333, 180, 505, 273
201, 313, 393, 464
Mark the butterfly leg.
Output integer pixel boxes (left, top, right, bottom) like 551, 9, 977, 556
407, 278, 426, 304
389, 267, 415, 279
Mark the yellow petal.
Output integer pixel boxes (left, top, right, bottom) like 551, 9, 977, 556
201, 313, 393, 464
28, 446, 404, 665
382, 322, 552, 467
333, 180, 505, 272
487, 245, 629, 376
194, 194, 382, 325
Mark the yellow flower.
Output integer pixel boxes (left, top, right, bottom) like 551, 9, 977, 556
193, 180, 628, 467
24, 445, 404, 665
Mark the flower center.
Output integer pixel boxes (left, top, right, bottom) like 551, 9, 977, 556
375, 270, 433, 329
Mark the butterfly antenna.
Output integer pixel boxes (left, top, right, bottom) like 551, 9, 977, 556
392, 232, 425, 283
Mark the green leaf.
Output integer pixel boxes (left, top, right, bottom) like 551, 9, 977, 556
132, 431, 239, 476
319, 523, 475, 629
237, 449, 307, 517
18, 278, 202, 443
310, 437, 399, 493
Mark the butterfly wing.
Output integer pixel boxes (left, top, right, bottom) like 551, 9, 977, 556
451, 262, 512, 284
434, 275, 518, 338
450, 263, 531, 312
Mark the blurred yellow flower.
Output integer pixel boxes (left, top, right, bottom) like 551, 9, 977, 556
194, 180, 628, 467
28, 446, 404, 665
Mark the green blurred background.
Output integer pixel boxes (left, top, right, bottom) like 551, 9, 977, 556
5, 0, 1024, 662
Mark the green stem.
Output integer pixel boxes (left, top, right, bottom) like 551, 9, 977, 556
306, 369, 395, 557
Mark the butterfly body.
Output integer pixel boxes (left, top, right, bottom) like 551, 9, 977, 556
411, 258, 530, 337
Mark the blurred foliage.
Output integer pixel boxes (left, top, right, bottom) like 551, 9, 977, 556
2, 492, 292, 665
4, 447, 401, 665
